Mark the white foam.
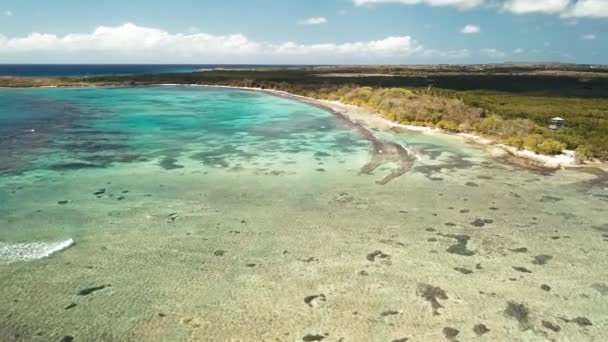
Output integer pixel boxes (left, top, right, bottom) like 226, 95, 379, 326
0, 238, 74, 264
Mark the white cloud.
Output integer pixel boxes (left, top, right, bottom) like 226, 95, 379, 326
297, 17, 328, 25
0, 23, 427, 63
480, 48, 506, 58
562, 0, 608, 18
271, 36, 422, 57
461, 24, 480, 33
0, 23, 260, 57
422, 48, 471, 58
503, 0, 570, 14
3, 10, 12, 16
582, 33, 596, 40
352, 0, 484, 9
513, 47, 524, 54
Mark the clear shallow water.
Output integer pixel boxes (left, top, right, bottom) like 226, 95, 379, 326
0, 86, 607, 341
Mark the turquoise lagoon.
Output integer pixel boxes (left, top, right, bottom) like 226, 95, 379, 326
0, 86, 606, 341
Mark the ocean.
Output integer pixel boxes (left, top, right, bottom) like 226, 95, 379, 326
0, 64, 319, 77
0, 85, 606, 340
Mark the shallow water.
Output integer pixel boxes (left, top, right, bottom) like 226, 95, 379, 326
0, 86, 607, 341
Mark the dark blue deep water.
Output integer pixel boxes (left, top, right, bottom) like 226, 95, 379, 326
0, 64, 316, 77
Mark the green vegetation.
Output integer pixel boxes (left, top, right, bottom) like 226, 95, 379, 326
3, 65, 607, 160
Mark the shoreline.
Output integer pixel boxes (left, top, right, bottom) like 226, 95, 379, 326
188, 84, 608, 173
4, 82, 607, 173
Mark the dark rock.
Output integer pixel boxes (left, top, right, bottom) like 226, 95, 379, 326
471, 218, 491, 227
60, 336, 74, 342
510, 247, 528, 253
302, 334, 326, 341
441, 234, 475, 256
158, 313, 166, 317
541, 284, 552, 292
532, 254, 553, 265
213, 250, 226, 256
542, 320, 561, 332
246, 263, 256, 267
299, 257, 318, 263
57, 200, 70, 205
454, 267, 473, 275
465, 182, 479, 187
77, 284, 110, 296
504, 301, 530, 329
64, 303, 77, 310
473, 323, 490, 336
366, 250, 390, 262
417, 283, 448, 316
380, 310, 399, 317
459, 209, 470, 214
442, 327, 459, 338
513, 266, 532, 273
93, 189, 106, 195
304, 294, 326, 308
540, 195, 563, 203
445, 222, 456, 227
391, 338, 408, 342
571, 317, 593, 327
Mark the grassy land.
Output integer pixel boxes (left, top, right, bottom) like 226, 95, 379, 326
3, 65, 608, 161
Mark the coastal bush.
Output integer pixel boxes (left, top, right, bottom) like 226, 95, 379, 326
477, 115, 503, 135
535, 139, 566, 155
502, 136, 525, 150
574, 145, 594, 163
523, 134, 545, 151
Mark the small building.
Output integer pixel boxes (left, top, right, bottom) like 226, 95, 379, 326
549, 117, 565, 130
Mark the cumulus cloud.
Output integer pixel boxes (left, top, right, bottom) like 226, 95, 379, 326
297, 17, 328, 25
562, 0, 608, 18
503, 0, 570, 14
271, 36, 422, 57
355, 0, 608, 18
352, 0, 484, 9
0, 23, 427, 63
0, 23, 260, 57
480, 48, 506, 59
582, 33, 596, 40
3, 10, 12, 16
503, 0, 608, 18
461, 24, 481, 33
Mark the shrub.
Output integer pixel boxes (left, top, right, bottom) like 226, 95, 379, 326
523, 134, 544, 151
574, 145, 594, 163
477, 115, 503, 135
503, 136, 525, 150
535, 139, 566, 155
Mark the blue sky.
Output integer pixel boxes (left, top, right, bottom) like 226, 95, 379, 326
0, 0, 606, 64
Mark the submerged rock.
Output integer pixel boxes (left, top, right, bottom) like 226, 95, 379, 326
504, 301, 530, 329
473, 323, 490, 336
366, 250, 390, 262
417, 283, 448, 316
77, 284, 110, 296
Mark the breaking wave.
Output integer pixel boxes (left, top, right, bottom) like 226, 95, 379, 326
0, 238, 74, 264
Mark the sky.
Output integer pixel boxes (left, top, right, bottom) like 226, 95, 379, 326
0, 0, 606, 64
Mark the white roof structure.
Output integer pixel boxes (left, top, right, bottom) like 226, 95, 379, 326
551, 117, 565, 121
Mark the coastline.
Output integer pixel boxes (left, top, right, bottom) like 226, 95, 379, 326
3, 81, 607, 173
189, 84, 608, 173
